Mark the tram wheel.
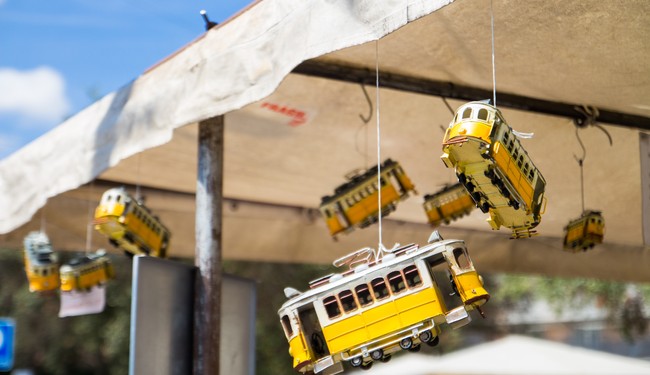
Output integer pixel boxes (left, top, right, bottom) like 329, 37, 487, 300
380, 355, 392, 363
427, 335, 440, 347
419, 330, 433, 343
350, 357, 363, 367
399, 337, 413, 350
360, 362, 373, 371
370, 349, 384, 361
408, 344, 421, 352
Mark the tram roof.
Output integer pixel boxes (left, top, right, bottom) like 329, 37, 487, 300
279, 238, 463, 312
1, 0, 649, 282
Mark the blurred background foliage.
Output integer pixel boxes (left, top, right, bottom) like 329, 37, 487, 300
0, 247, 648, 374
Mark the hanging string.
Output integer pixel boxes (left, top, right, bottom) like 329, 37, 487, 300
40, 206, 46, 233
573, 127, 587, 213
375, 40, 383, 250
355, 83, 373, 169
490, 0, 497, 107
135, 153, 142, 202
85, 182, 94, 254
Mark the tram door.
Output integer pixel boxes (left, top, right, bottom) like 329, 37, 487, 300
425, 255, 464, 311
298, 305, 330, 359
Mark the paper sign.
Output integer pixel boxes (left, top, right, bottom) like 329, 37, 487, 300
59, 285, 106, 318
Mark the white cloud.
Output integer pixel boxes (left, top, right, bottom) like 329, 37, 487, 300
0, 66, 70, 125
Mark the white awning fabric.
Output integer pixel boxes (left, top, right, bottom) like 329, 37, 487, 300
0, 0, 453, 234
350, 335, 650, 375
1, 0, 649, 280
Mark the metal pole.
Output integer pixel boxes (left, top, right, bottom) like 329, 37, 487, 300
194, 116, 224, 375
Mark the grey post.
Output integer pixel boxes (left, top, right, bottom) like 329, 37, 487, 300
194, 116, 224, 374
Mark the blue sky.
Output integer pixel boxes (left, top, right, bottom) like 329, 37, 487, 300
0, 0, 252, 159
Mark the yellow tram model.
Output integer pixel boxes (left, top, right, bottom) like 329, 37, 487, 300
319, 159, 416, 238
278, 231, 489, 374
94, 187, 170, 257
60, 250, 115, 292
563, 210, 605, 252
441, 101, 547, 238
23, 231, 60, 292
423, 183, 475, 227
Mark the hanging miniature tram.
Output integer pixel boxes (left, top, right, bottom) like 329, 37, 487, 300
441, 100, 547, 238
563, 210, 605, 252
278, 231, 488, 374
319, 159, 416, 238
422, 183, 475, 227
23, 231, 60, 292
60, 249, 115, 292
94, 187, 171, 257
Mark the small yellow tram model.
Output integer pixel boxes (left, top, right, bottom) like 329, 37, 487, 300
278, 231, 489, 374
441, 101, 547, 238
94, 187, 170, 257
23, 231, 60, 292
60, 250, 115, 292
563, 210, 605, 252
319, 159, 416, 238
423, 183, 475, 227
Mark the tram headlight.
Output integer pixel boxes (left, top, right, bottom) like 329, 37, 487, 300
478, 275, 484, 286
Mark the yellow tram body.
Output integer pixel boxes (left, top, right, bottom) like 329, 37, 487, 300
423, 183, 475, 227
563, 210, 605, 252
23, 231, 60, 293
278, 231, 488, 374
319, 159, 416, 238
441, 101, 547, 238
94, 187, 171, 257
60, 250, 115, 292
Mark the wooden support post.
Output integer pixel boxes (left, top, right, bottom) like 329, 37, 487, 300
194, 116, 224, 375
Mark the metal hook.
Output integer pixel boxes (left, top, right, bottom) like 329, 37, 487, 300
573, 127, 586, 165
441, 97, 454, 115
359, 83, 373, 124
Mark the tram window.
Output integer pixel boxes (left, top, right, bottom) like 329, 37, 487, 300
281, 315, 293, 337
116, 195, 121, 203
453, 248, 471, 270
380, 178, 387, 186
478, 108, 489, 121
462, 108, 472, 119
346, 197, 354, 206
323, 296, 341, 318
388, 271, 406, 294
371, 277, 390, 300
339, 290, 358, 313
529, 169, 535, 180
355, 284, 374, 307
404, 265, 422, 288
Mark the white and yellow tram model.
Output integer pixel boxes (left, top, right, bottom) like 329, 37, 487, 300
319, 159, 416, 238
93, 187, 170, 257
23, 231, 60, 292
60, 249, 115, 292
563, 210, 605, 253
278, 231, 489, 374
441, 100, 547, 239
423, 183, 475, 227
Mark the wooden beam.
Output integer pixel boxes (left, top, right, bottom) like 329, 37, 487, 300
194, 116, 224, 374
293, 60, 650, 131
